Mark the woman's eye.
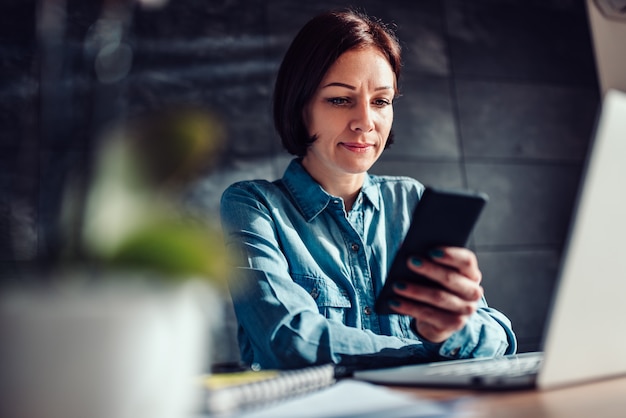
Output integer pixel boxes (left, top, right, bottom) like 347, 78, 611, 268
327, 97, 349, 106
374, 99, 392, 107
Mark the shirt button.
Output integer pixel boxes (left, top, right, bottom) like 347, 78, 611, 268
364, 306, 372, 315
351, 243, 359, 252
310, 288, 319, 299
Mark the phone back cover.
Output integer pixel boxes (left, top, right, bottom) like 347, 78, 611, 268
374, 187, 487, 314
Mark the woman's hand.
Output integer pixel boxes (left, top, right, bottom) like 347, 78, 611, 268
389, 247, 483, 343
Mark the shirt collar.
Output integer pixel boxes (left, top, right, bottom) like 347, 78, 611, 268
282, 159, 380, 221
361, 175, 381, 212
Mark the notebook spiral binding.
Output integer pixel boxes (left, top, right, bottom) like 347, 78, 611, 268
205, 363, 336, 416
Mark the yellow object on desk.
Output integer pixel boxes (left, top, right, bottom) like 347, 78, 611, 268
201, 370, 280, 390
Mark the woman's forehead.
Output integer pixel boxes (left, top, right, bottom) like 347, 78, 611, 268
319, 47, 397, 91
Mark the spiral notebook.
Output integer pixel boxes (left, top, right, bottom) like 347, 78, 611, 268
201, 363, 336, 416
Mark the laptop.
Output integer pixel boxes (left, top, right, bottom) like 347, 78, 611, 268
353, 89, 626, 390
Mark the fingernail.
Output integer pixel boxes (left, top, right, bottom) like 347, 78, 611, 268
429, 249, 445, 258
410, 257, 422, 267
394, 282, 407, 290
388, 299, 401, 307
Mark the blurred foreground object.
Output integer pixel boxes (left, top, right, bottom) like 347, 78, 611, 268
0, 275, 221, 418
0, 107, 233, 418
64, 106, 231, 284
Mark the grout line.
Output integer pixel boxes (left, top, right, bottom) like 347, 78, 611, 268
441, 0, 469, 190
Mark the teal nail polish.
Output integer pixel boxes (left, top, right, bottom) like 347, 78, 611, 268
394, 282, 407, 290
410, 257, 422, 267
429, 249, 445, 258
388, 299, 401, 307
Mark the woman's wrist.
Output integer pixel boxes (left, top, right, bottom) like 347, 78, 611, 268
411, 318, 446, 348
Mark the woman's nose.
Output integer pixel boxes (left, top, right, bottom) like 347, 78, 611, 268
349, 102, 374, 132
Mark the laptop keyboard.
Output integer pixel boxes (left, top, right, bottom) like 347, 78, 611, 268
422, 353, 543, 378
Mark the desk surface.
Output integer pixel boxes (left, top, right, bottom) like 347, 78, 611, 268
390, 375, 626, 417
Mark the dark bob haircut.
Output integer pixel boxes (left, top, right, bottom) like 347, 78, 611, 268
273, 9, 402, 157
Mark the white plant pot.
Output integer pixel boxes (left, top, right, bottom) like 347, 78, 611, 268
0, 274, 220, 418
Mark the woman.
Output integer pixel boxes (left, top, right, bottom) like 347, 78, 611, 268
220, 9, 516, 370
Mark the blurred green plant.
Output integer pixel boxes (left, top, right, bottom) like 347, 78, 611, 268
61, 106, 232, 284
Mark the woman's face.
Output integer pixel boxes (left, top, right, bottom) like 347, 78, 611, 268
302, 47, 396, 179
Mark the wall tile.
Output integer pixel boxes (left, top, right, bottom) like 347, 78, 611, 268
130, 1, 276, 158
133, 0, 268, 39
0, 147, 39, 262
206, 84, 276, 158
36, 150, 85, 262
389, 74, 460, 159
445, 0, 598, 85
466, 162, 583, 248
456, 80, 600, 161
361, 0, 450, 76
0, 197, 12, 262
477, 249, 561, 352
266, 0, 449, 76
127, 72, 276, 157
266, 0, 358, 36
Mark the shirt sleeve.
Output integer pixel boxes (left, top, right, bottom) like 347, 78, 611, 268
436, 298, 518, 359
220, 184, 439, 369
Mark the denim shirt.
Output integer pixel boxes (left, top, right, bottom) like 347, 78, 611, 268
220, 159, 516, 370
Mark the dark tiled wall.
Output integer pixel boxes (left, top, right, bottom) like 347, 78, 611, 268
1, 0, 600, 358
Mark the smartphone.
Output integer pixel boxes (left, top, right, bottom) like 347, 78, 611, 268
374, 186, 488, 315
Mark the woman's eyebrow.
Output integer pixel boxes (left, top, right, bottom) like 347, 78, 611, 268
321, 82, 394, 91
322, 82, 356, 90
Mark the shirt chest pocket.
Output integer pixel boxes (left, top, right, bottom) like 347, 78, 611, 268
293, 275, 352, 323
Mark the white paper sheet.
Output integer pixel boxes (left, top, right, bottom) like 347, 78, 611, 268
228, 379, 458, 418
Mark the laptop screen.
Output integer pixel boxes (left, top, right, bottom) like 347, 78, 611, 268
538, 89, 626, 388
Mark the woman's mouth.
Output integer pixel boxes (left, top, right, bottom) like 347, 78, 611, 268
340, 142, 373, 153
